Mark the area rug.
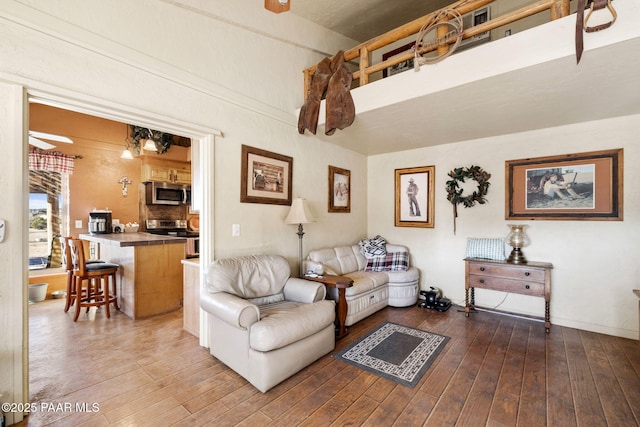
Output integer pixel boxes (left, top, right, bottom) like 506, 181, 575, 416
335, 322, 449, 388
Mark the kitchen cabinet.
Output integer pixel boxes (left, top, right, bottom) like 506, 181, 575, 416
182, 258, 200, 337
142, 159, 191, 184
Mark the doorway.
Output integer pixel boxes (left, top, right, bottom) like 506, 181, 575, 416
21, 92, 218, 421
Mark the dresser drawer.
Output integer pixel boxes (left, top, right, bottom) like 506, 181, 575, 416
468, 262, 546, 283
468, 275, 545, 297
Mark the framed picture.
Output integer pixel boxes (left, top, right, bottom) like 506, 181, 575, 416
395, 166, 435, 228
505, 149, 623, 221
240, 145, 292, 205
382, 42, 414, 78
328, 165, 350, 213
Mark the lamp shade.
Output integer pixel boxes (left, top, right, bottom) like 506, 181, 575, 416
142, 138, 157, 152
285, 198, 315, 224
505, 224, 530, 249
120, 148, 134, 159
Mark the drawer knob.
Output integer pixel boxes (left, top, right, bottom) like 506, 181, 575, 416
524, 272, 530, 276
479, 279, 485, 284
480, 267, 485, 271
525, 285, 530, 289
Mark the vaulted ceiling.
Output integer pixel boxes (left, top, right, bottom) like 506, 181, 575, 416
290, 0, 453, 42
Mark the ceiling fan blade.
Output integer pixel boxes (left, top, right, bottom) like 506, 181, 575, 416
29, 130, 73, 144
29, 136, 56, 150
265, 0, 290, 14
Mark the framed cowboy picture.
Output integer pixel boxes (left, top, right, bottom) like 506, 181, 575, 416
395, 166, 435, 228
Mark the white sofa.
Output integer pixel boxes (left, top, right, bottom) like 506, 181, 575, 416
200, 255, 336, 393
305, 243, 419, 326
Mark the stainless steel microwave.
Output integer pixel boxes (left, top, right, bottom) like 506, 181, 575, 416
145, 182, 191, 205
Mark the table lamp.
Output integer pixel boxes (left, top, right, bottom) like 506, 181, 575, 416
505, 224, 530, 264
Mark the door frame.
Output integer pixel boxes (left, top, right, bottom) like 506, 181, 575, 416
19, 87, 219, 419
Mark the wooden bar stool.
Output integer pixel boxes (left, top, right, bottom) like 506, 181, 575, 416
68, 238, 120, 321
60, 236, 106, 313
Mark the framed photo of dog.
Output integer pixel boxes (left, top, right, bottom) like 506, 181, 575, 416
395, 166, 435, 228
505, 149, 623, 220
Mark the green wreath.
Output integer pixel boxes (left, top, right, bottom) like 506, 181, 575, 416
446, 165, 491, 233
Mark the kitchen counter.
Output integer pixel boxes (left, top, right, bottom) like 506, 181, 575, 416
181, 258, 199, 267
80, 232, 186, 319
79, 232, 186, 247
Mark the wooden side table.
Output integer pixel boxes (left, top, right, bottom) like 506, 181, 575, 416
464, 258, 553, 333
304, 274, 353, 339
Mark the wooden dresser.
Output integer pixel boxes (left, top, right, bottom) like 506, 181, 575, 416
464, 258, 553, 332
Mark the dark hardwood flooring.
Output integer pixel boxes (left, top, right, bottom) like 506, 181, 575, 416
17, 298, 640, 426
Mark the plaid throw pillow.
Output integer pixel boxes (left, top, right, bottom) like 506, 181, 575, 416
359, 235, 387, 259
465, 238, 506, 261
365, 252, 409, 272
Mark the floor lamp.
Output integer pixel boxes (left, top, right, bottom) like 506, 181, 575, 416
285, 198, 315, 277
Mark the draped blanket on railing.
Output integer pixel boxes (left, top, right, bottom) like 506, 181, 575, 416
28, 148, 75, 174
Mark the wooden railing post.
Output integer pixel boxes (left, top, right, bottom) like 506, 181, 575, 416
437, 23, 450, 57
302, 68, 312, 102
359, 47, 370, 87
550, 0, 570, 20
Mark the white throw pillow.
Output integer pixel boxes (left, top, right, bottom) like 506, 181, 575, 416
465, 238, 506, 261
359, 235, 387, 259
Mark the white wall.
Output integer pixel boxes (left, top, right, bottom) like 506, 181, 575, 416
368, 114, 640, 339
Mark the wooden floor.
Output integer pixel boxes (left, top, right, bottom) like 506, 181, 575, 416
17, 298, 640, 426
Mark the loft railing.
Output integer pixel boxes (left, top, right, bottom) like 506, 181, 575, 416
302, 0, 570, 100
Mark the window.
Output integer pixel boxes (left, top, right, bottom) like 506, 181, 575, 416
28, 170, 67, 270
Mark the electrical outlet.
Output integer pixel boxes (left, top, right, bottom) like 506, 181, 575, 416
75, 220, 83, 229
232, 224, 241, 237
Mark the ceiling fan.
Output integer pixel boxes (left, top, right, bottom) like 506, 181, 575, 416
264, 0, 290, 14
28, 130, 74, 150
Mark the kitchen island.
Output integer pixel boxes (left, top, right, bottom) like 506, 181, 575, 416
80, 232, 186, 319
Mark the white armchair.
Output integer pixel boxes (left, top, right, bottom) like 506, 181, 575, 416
201, 255, 335, 392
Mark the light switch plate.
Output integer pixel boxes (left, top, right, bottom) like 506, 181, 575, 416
232, 224, 240, 237
0, 219, 5, 242
75, 220, 83, 229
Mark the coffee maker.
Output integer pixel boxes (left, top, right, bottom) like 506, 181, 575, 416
88, 210, 112, 234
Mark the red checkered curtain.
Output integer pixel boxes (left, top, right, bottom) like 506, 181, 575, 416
28, 148, 74, 174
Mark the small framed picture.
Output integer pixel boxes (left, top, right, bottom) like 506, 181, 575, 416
505, 148, 623, 220
328, 165, 350, 213
240, 145, 292, 206
382, 42, 415, 78
395, 166, 435, 228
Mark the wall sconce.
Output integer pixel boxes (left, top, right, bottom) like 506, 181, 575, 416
285, 198, 315, 277
505, 224, 530, 264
